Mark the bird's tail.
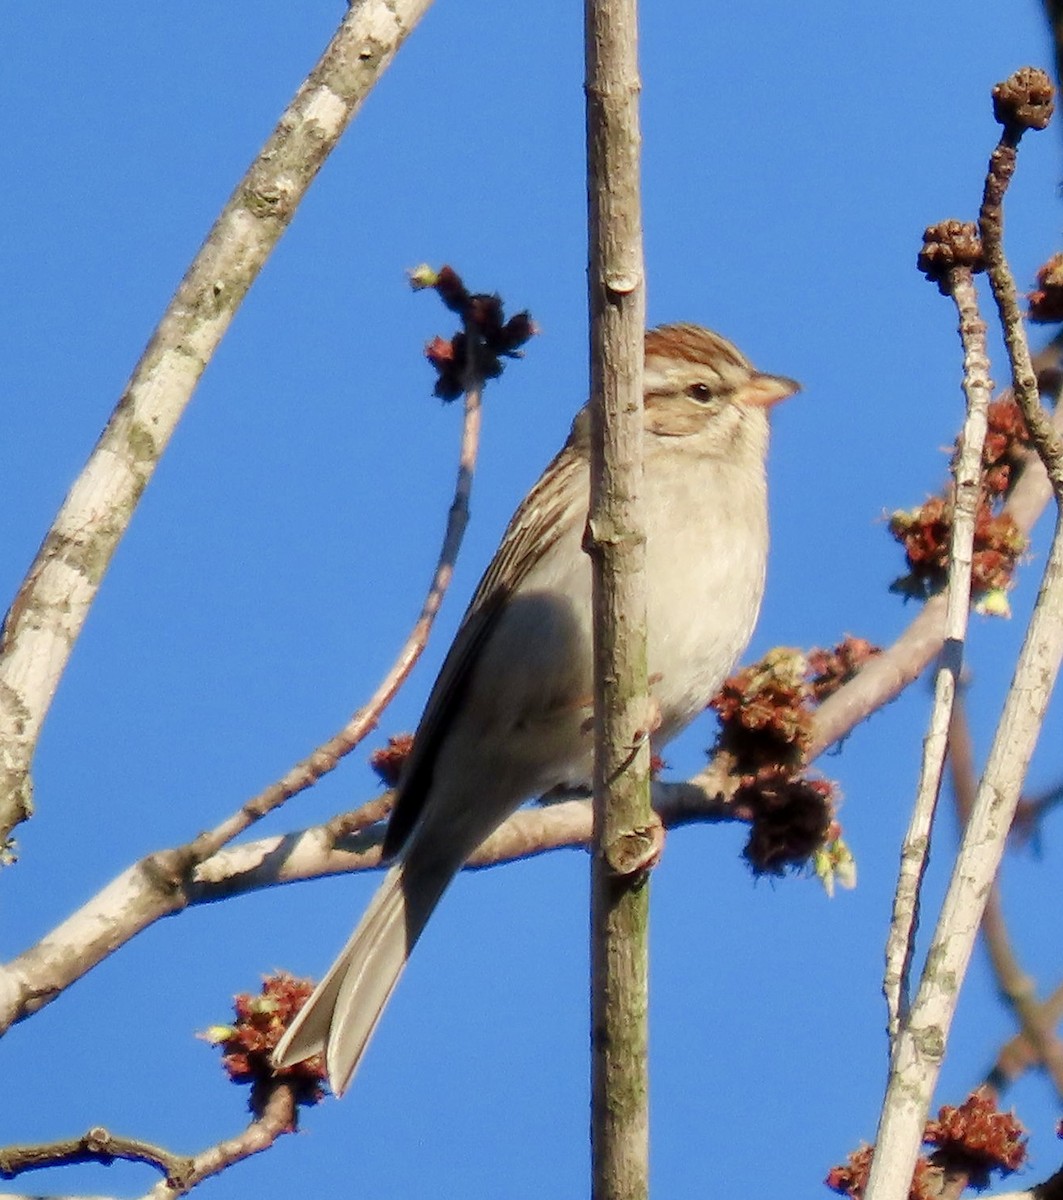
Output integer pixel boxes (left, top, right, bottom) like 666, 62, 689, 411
272, 853, 454, 1096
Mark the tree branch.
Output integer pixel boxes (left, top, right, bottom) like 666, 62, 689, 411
885, 240, 993, 1045
585, 1, 650, 1198
149, 339, 483, 879
0, 1081, 298, 1200
0, 0, 435, 852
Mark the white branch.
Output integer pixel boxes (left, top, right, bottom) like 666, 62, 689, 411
884, 267, 992, 1044
0, 0, 435, 850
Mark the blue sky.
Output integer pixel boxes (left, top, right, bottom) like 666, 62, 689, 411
2, 3, 1062, 1197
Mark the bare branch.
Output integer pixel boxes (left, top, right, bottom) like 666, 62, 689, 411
0, 0, 435, 851
0, 781, 735, 1035
0, 1083, 298, 1200
0, 1127, 191, 1186
885, 232, 993, 1046
153, 357, 483, 875
140, 1083, 297, 1199
585, 1, 650, 1197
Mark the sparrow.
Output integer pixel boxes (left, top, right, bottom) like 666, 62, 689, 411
273, 323, 797, 1095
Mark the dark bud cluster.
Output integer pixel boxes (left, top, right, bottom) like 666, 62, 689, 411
806, 636, 881, 705
992, 66, 1054, 133
734, 772, 834, 877
826, 1144, 937, 1200
710, 639, 878, 880
203, 973, 327, 1112
917, 221, 984, 295
410, 264, 536, 401
981, 395, 1032, 495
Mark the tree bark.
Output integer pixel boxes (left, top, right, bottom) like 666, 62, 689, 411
584, 2, 649, 1199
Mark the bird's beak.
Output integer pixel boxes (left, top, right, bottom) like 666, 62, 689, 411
737, 372, 801, 408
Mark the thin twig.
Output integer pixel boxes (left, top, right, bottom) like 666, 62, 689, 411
0, 1127, 191, 1186
884, 246, 993, 1047
151, 375, 483, 877
140, 1083, 297, 1198
0, 0, 435, 852
0, 1083, 297, 1200
980, 129, 1063, 491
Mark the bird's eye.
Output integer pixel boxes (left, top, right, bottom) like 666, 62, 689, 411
685, 382, 714, 403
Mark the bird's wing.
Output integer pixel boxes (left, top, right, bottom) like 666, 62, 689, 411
382, 422, 588, 858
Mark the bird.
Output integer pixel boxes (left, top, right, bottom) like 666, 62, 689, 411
272, 322, 798, 1096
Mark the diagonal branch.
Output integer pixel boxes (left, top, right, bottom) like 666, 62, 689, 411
150, 365, 483, 879
0, 0, 435, 852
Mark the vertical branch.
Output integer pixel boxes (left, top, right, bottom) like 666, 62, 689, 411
584, 2, 649, 1199
883, 226, 992, 1047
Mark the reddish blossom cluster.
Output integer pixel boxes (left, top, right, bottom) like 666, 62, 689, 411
369, 733, 415, 788
806, 636, 881, 705
889, 498, 1026, 599
710, 638, 878, 877
410, 264, 536, 401
826, 1088, 1027, 1198
888, 395, 1031, 604
981, 396, 1032, 495
204, 973, 327, 1112
712, 649, 813, 776
1029, 252, 1063, 324
924, 1087, 1027, 1188
825, 1145, 938, 1200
